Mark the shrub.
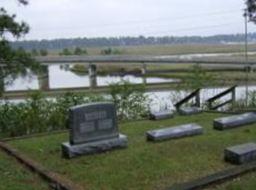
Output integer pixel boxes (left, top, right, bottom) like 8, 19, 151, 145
39, 49, 48, 56
184, 64, 214, 89
0, 81, 150, 138
234, 90, 256, 109
109, 80, 150, 120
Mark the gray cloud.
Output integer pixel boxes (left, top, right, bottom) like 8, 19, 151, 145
2, 0, 254, 40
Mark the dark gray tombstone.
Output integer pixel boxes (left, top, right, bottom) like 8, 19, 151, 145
146, 123, 203, 142
178, 107, 202, 116
62, 102, 128, 158
213, 112, 256, 130
149, 110, 174, 120
224, 143, 256, 165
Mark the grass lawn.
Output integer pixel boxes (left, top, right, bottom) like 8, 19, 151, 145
8, 113, 256, 190
0, 150, 49, 190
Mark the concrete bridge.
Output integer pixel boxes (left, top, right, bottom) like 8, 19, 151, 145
1, 55, 255, 100
36, 55, 256, 66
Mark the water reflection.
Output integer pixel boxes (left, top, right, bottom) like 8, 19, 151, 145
4, 63, 177, 91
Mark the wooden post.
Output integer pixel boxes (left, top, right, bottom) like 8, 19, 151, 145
207, 101, 212, 110
231, 86, 236, 110
206, 86, 237, 111
195, 89, 200, 107
174, 88, 201, 111
0, 78, 4, 93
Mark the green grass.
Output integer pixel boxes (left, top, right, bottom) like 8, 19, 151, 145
8, 113, 256, 190
0, 150, 49, 190
207, 173, 256, 190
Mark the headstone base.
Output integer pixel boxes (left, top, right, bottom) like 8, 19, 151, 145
62, 134, 128, 159
224, 143, 256, 165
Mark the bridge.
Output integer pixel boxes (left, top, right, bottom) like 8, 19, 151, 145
1, 55, 255, 100
36, 55, 256, 66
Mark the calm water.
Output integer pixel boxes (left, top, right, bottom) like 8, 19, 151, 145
5, 64, 177, 91
4, 86, 255, 113
2, 63, 255, 112
148, 86, 256, 112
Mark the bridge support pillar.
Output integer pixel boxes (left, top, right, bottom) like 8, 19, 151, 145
141, 62, 147, 75
38, 66, 49, 91
141, 62, 147, 84
89, 63, 97, 88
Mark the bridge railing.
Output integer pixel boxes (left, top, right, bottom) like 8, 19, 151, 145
206, 85, 236, 110
174, 88, 200, 111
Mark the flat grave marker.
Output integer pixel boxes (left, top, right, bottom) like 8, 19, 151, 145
178, 107, 202, 116
213, 112, 256, 130
149, 110, 174, 120
146, 123, 203, 142
62, 102, 128, 158
225, 143, 256, 165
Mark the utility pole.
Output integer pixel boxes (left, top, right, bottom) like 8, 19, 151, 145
244, 8, 249, 106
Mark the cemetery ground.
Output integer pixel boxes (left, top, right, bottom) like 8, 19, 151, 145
1, 112, 256, 190
209, 172, 256, 190
0, 150, 48, 190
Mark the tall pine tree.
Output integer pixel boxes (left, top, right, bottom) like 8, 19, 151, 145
246, 0, 256, 22
0, 0, 38, 94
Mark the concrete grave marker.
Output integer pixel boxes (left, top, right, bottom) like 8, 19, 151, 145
213, 112, 256, 130
178, 107, 202, 116
62, 102, 128, 158
146, 123, 203, 142
224, 143, 256, 165
149, 110, 174, 120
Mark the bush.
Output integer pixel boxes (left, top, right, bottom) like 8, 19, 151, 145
184, 64, 214, 89
74, 47, 87, 55
0, 92, 105, 137
70, 64, 87, 74
39, 49, 48, 56
109, 80, 150, 120
0, 81, 150, 138
101, 47, 122, 55
234, 90, 256, 109
60, 48, 72, 56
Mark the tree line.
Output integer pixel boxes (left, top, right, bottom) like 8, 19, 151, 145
11, 33, 256, 50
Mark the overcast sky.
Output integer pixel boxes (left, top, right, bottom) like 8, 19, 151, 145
2, 0, 256, 40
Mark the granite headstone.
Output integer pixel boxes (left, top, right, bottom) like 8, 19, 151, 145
62, 102, 128, 158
